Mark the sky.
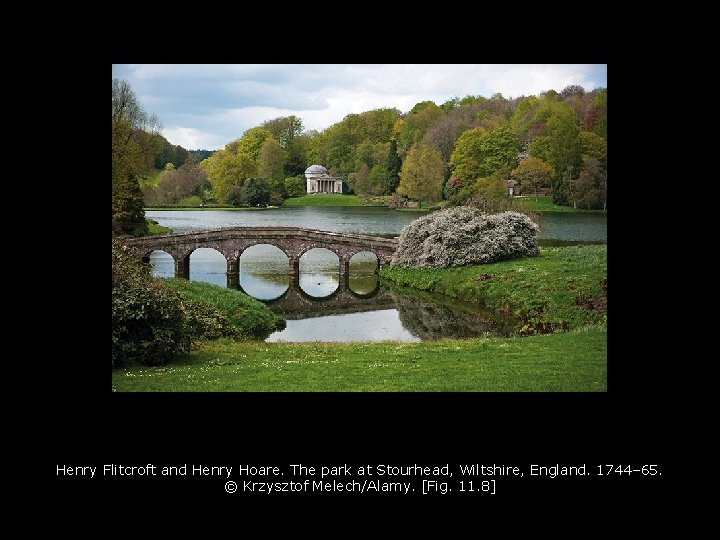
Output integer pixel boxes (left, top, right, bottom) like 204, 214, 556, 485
111, 64, 607, 151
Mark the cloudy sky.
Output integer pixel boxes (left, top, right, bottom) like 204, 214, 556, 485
112, 64, 607, 151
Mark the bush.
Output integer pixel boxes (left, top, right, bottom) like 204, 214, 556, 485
391, 206, 539, 268
181, 299, 241, 340
112, 239, 189, 366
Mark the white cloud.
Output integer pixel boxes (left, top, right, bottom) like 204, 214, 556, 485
113, 64, 606, 150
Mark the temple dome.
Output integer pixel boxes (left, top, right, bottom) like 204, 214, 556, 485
305, 164, 328, 175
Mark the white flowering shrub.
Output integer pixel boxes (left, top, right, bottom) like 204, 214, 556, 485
391, 207, 539, 268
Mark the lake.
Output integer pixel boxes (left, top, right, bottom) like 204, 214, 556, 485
146, 206, 606, 342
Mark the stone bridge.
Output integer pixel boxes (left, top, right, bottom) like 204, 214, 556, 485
122, 227, 399, 289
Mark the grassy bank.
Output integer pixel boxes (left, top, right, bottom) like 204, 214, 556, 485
112, 325, 606, 392
164, 279, 285, 339
381, 245, 606, 334
282, 194, 362, 206
144, 206, 274, 211
517, 195, 606, 213
146, 219, 172, 235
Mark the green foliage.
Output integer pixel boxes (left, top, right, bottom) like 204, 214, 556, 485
112, 79, 158, 235
449, 126, 520, 192
585, 88, 607, 139
180, 299, 241, 340
112, 239, 189, 366
224, 184, 243, 206
261, 116, 303, 147
545, 104, 583, 205
152, 134, 189, 169
112, 173, 148, 235
201, 129, 281, 202
511, 156, 555, 196
145, 161, 210, 206
284, 176, 306, 197
258, 138, 287, 181
241, 177, 271, 206
237, 127, 273, 160
570, 157, 606, 210
397, 101, 444, 152
579, 131, 607, 166
392, 206, 539, 268
384, 138, 402, 194
309, 108, 401, 179
397, 145, 444, 205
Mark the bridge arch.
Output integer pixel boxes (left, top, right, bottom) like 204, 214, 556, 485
144, 249, 175, 278
299, 247, 340, 298
121, 226, 398, 289
237, 244, 290, 299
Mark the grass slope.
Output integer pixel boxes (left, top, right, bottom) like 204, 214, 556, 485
517, 196, 606, 213
282, 194, 362, 206
381, 245, 606, 334
163, 279, 285, 338
112, 326, 606, 392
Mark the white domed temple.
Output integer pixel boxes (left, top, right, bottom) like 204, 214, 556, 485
305, 164, 343, 194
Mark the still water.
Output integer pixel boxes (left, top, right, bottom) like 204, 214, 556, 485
146, 207, 606, 342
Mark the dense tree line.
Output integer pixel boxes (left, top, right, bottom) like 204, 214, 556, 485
195, 86, 606, 209
114, 77, 607, 216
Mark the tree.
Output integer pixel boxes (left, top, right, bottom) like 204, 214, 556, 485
242, 178, 271, 206
112, 78, 160, 235
542, 104, 582, 205
397, 145, 444, 206
384, 138, 402, 194
579, 131, 607, 167
584, 88, 607, 140
571, 157, 606, 210
511, 157, 555, 196
262, 115, 304, 147
449, 126, 520, 190
560, 85, 586, 99
150, 160, 210, 205
199, 140, 257, 202
237, 127, 273, 161
449, 127, 488, 184
369, 164, 386, 196
398, 101, 444, 152
258, 138, 287, 181
284, 176, 306, 197
351, 163, 371, 195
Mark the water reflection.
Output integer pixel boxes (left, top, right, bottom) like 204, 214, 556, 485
148, 246, 519, 342
240, 245, 289, 300
266, 309, 421, 343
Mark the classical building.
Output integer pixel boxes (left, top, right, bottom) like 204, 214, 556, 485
305, 164, 343, 194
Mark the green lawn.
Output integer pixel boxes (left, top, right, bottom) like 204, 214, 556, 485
146, 219, 172, 235
516, 195, 606, 213
282, 194, 362, 206
112, 325, 606, 392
